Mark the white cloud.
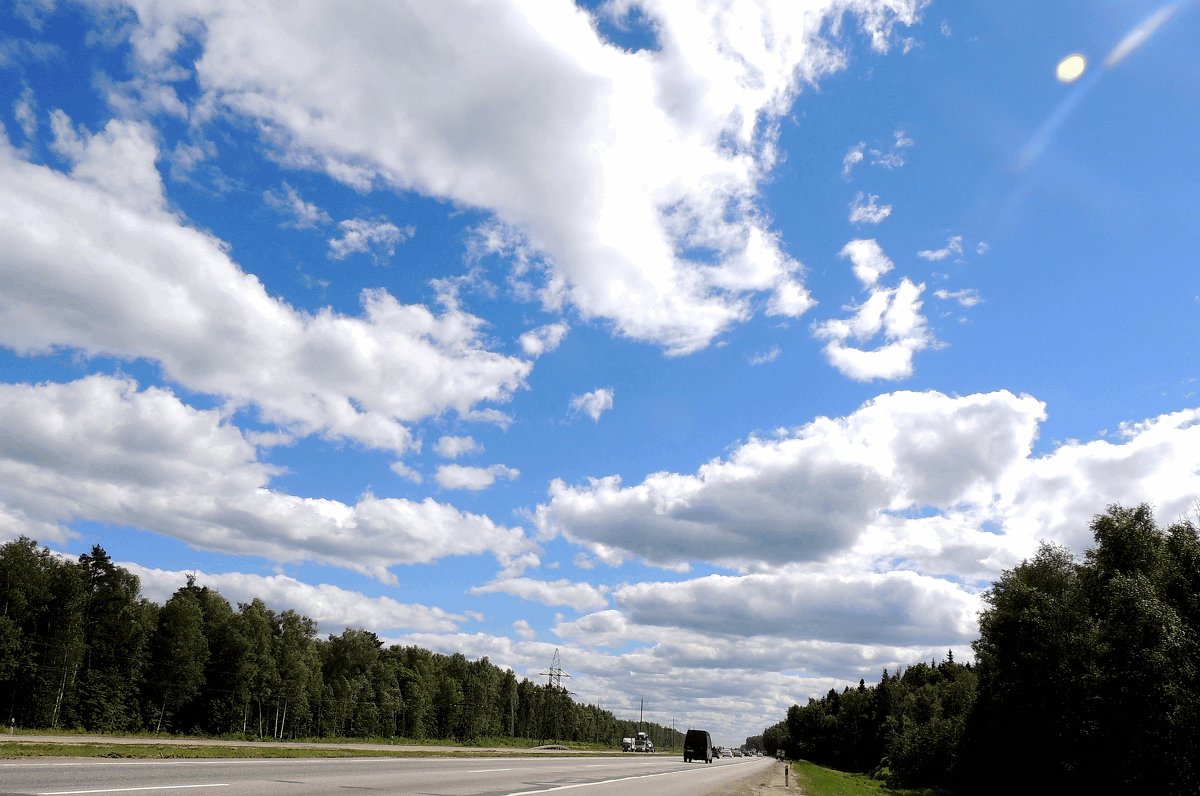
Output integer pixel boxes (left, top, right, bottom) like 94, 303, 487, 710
917, 234, 964, 261
820, 239, 935, 381
104, 0, 924, 354
435, 463, 520, 491
13, 86, 37, 142
868, 129, 914, 169
814, 278, 933, 381
434, 435, 482, 459
839, 238, 894, 287
0, 120, 531, 453
614, 570, 980, 645
570, 387, 615, 422
934, 288, 981, 307
470, 576, 610, 613
535, 389, 1046, 569
125, 563, 464, 633
0, 376, 535, 581
519, 321, 570, 357
393, 400, 1200, 743
327, 217, 415, 262
1000, 407, 1200, 555
842, 142, 865, 177
389, 460, 423, 483
749, 346, 781, 365
848, 192, 892, 224
513, 619, 536, 640
264, 182, 332, 228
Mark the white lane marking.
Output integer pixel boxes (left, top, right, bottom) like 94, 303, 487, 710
39, 785, 227, 795
469, 768, 512, 773
504, 765, 710, 795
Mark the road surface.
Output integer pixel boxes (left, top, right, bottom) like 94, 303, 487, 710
0, 752, 776, 795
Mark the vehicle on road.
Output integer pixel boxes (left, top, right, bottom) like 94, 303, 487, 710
683, 729, 713, 763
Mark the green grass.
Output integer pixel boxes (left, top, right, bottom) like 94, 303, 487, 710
791, 760, 950, 796
0, 743, 429, 759
0, 731, 631, 760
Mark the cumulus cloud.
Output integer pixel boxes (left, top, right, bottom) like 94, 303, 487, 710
389, 460, 423, 483
434, 435, 482, 459
1000, 408, 1200, 555
327, 217, 415, 262
513, 619, 536, 640
101, 0, 924, 353
519, 321, 570, 357
470, 576, 610, 613
848, 192, 892, 224
125, 563, 465, 633
814, 278, 934, 381
0, 120, 531, 453
435, 463, 520, 491
570, 387, 615, 422
614, 570, 980, 645
0, 376, 535, 581
839, 238, 894, 287
536, 390, 1046, 569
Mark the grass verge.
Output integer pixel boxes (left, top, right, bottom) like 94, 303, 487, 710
791, 760, 950, 796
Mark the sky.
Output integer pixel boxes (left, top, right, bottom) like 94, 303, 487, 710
1, 0, 1198, 746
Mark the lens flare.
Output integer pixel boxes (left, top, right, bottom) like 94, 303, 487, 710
1056, 53, 1087, 83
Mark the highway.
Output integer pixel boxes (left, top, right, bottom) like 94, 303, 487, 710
0, 753, 775, 795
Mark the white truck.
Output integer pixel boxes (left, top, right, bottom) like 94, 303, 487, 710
633, 731, 653, 752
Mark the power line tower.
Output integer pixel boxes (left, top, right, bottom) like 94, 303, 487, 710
537, 649, 572, 744
540, 648, 572, 691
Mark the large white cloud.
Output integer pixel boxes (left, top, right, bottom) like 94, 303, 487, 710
0, 120, 531, 453
126, 563, 466, 634
94, 0, 924, 353
535, 390, 1046, 568
999, 407, 1200, 554
613, 570, 980, 645
469, 576, 610, 613
0, 376, 536, 581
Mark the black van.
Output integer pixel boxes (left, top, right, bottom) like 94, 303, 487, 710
683, 729, 713, 763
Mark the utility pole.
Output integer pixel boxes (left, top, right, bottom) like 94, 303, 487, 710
538, 649, 572, 743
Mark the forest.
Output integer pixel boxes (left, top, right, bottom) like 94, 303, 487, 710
0, 537, 680, 749
760, 504, 1200, 793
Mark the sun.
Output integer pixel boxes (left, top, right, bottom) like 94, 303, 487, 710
1056, 53, 1087, 83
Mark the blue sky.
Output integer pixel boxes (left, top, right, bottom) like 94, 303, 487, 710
1, 0, 1197, 745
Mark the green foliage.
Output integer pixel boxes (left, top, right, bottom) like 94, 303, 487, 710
961, 504, 1200, 793
769, 503, 1200, 794
0, 536, 682, 752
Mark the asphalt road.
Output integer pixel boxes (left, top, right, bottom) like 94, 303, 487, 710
0, 753, 775, 795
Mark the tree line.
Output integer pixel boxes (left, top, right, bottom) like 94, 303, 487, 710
0, 537, 681, 749
761, 504, 1200, 793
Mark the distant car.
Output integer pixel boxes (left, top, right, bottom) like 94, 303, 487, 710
683, 729, 713, 764
732, 749, 742, 757
712, 746, 722, 758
